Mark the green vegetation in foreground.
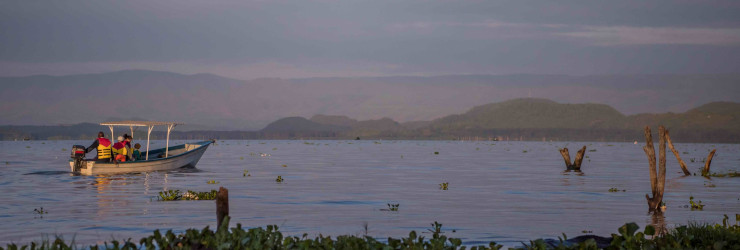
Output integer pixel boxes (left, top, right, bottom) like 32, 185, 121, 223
3, 216, 740, 250
157, 190, 218, 201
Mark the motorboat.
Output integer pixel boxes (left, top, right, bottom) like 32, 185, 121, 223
69, 121, 212, 175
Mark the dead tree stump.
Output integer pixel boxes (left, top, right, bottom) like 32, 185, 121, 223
559, 146, 586, 170
217, 187, 229, 229
644, 126, 667, 213
665, 130, 691, 176
702, 149, 717, 176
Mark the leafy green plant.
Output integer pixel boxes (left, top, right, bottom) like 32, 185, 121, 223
183, 190, 218, 200
276, 176, 284, 183
434, 151, 439, 155
158, 190, 181, 201
690, 196, 705, 210
439, 182, 449, 190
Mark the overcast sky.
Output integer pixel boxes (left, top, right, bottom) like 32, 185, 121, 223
2, 0, 740, 79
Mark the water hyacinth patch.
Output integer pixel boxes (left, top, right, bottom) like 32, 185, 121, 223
690, 196, 705, 210
158, 190, 218, 201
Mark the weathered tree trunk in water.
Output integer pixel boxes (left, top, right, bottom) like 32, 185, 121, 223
702, 149, 717, 176
217, 187, 229, 228
559, 148, 572, 169
573, 146, 586, 170
644, 126, 667, 213
665, 130, 691, 176
559, 146, 586, 170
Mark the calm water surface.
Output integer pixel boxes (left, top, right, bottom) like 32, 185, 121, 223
1, 140, 739, 246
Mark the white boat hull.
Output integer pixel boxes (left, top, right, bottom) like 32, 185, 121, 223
70, 141, 212, 176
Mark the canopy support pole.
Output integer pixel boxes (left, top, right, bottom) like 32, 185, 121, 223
108, 125, 114, 142
165, 124, 176, 158
146, 125, 154, 160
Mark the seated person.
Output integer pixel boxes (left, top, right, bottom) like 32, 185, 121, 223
132, 143, 142, 161
112, 136, 128, 162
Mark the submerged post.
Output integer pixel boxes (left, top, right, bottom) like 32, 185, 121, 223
217, 187, 229, 228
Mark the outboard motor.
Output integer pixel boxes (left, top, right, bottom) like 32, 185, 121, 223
70, 145, 86, 172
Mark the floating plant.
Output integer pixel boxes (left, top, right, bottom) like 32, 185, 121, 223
207, 180, 219, 184
690, 196, 705, 210
439, 182, 449, 190
276, 176, 284, 183
33, 207, 48, 215
608, 188, 626, 192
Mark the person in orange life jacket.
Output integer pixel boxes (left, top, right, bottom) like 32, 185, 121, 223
85, 131, 112, 162
112, 136, 128, 162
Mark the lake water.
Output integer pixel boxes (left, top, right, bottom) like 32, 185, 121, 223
1, 140, 739, 247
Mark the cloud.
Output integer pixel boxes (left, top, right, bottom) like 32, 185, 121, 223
563, 26, 740, 46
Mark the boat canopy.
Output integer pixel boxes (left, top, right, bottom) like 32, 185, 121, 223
100, 121, 183, 160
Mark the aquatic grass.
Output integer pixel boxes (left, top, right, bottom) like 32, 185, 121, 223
207, 180, 219, 184
608, 188, 625, 192
434, 151, 439, 155
439, 182, 449, 190
276, 176, 284, 183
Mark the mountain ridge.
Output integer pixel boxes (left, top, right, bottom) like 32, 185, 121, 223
3, 98, 740, 142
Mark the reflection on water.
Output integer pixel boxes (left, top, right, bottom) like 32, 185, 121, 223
0, 140, 739, 246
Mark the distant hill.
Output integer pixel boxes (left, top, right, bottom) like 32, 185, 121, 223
429, 98, 626, 130
256, 98, 740, 142
3, 70, 740, 130
3, 97, 740, 142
